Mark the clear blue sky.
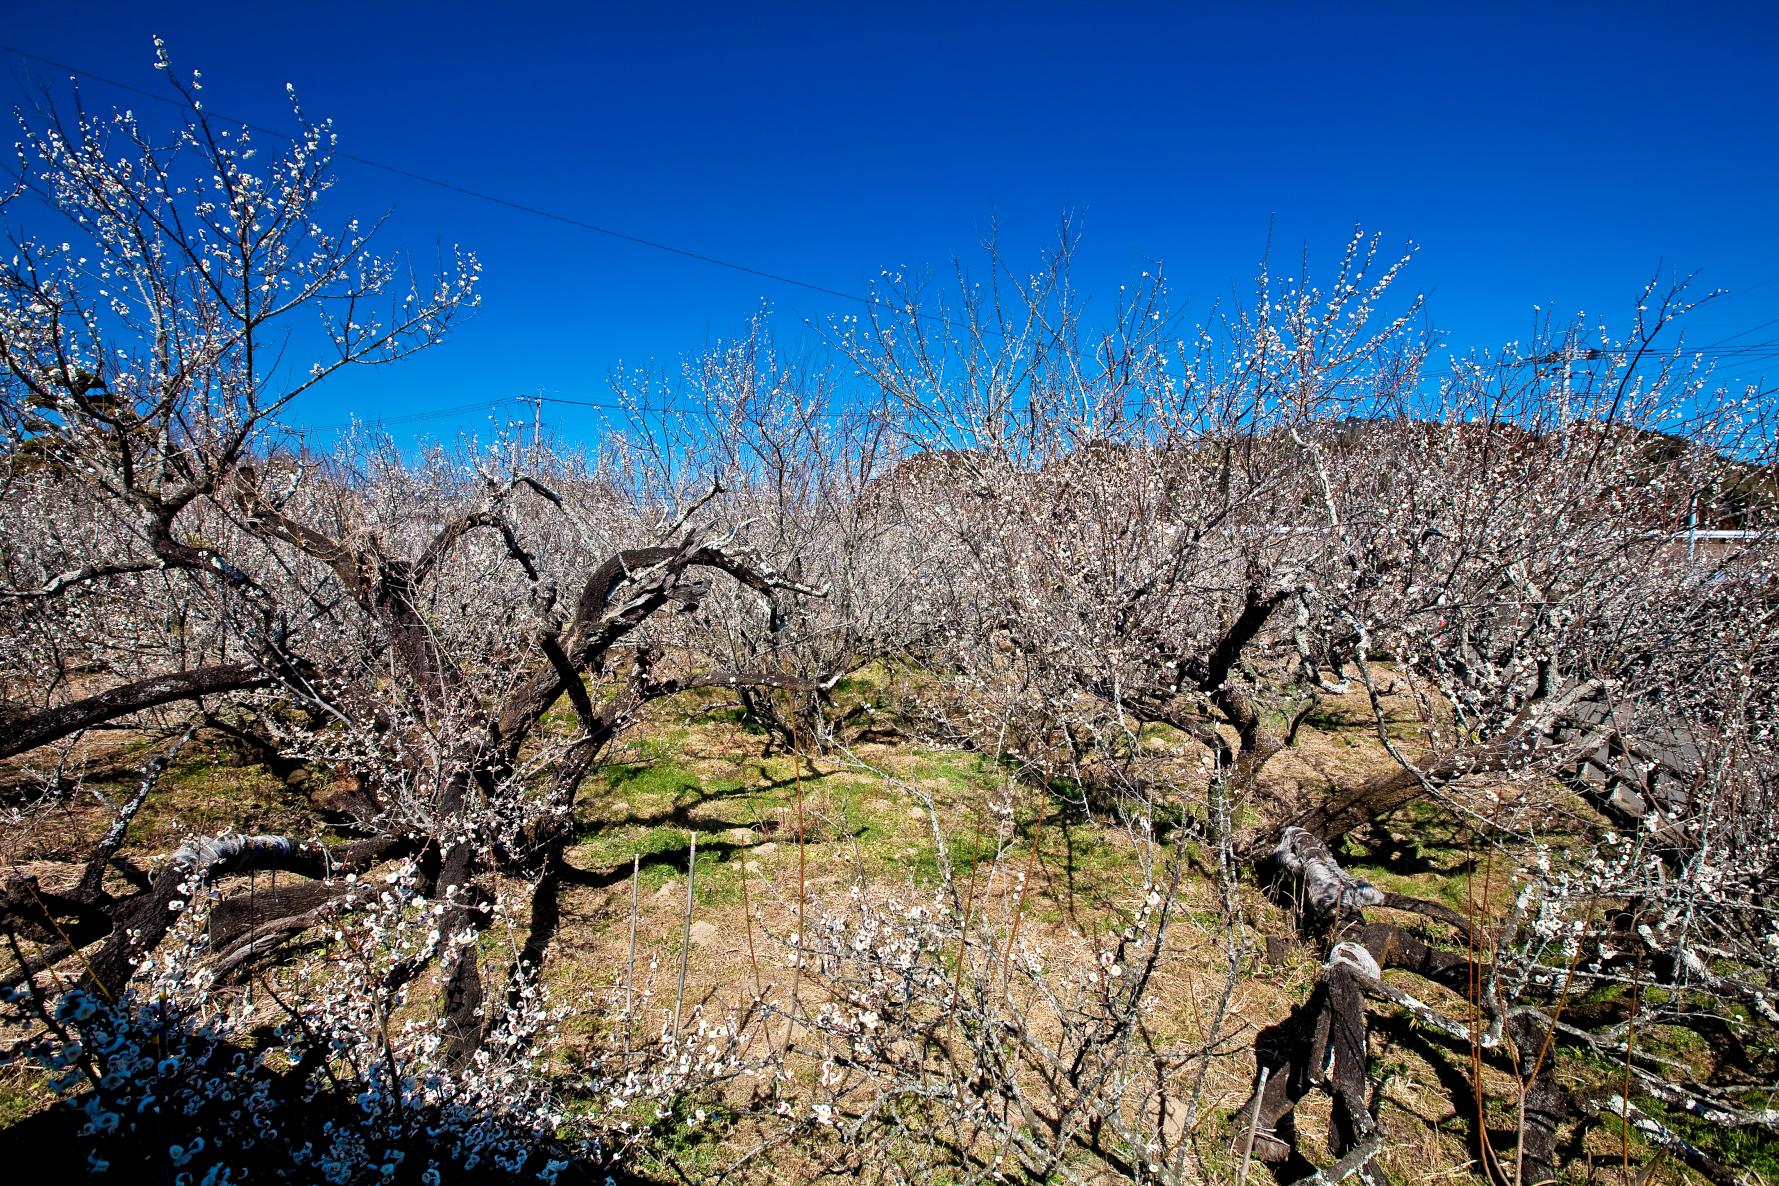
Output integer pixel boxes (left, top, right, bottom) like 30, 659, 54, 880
4, 1, 1777, 445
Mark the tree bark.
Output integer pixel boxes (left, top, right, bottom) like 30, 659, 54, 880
78, 832, 406, 998
0, 664, 269, 759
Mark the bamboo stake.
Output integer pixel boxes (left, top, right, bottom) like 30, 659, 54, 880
672, 831, 696, 1035
1236, 1065, 1270, 1186
787, 709, 807, 1053
740, 854, 764, 1002
999, 790, 1046, 1003
623, 853, 639, 1056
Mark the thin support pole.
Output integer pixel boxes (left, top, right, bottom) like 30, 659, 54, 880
1236, 1065, 1271, 1186
623, 853, 639, 1055
673, 832, 697, 1035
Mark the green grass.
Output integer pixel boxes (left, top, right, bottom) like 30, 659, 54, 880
112, 760, 306, 849
572, 824, 695, 888
909, 824, 1002, 884
622, 727, 692, 764
682, 842, 748, 907
1336, 799, 1489, 913
1636, 1021, 1714, 1072
1605, 1101, 1779, 1184
902, 749, 999, 802
700, 703, 768, 734
1678, 1114, 1779, 1182
600, 758, 704, 801
829, 667, 885, 699
570, 813, 755, 905
0, 1073, 49, 1130
627, 1095, 737, 1180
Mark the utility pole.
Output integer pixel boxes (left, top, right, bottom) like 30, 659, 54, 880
1686, 491, 1696, 565
524, 391, 543, 473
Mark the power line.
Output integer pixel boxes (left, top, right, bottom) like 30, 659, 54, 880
0, 43, 941, 439
297, 398, 511, 434
535, 393, 869, 423
1695, 315, 1779, 352
532, 395, 629, 411
1712, 272, 1779, 308
10, 44, 1774, 437
293, 391, 879, 437
0, 42, 911, 317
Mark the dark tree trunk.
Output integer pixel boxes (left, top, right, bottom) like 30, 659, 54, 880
0, 664, 269, 759
1508, 1012, 1564, 1186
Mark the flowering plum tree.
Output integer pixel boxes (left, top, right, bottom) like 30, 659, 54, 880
826, 237, 1779, 1184
607, 314, 927, 750
3, 48, 1776, 1186
0, 51, 819, 1182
